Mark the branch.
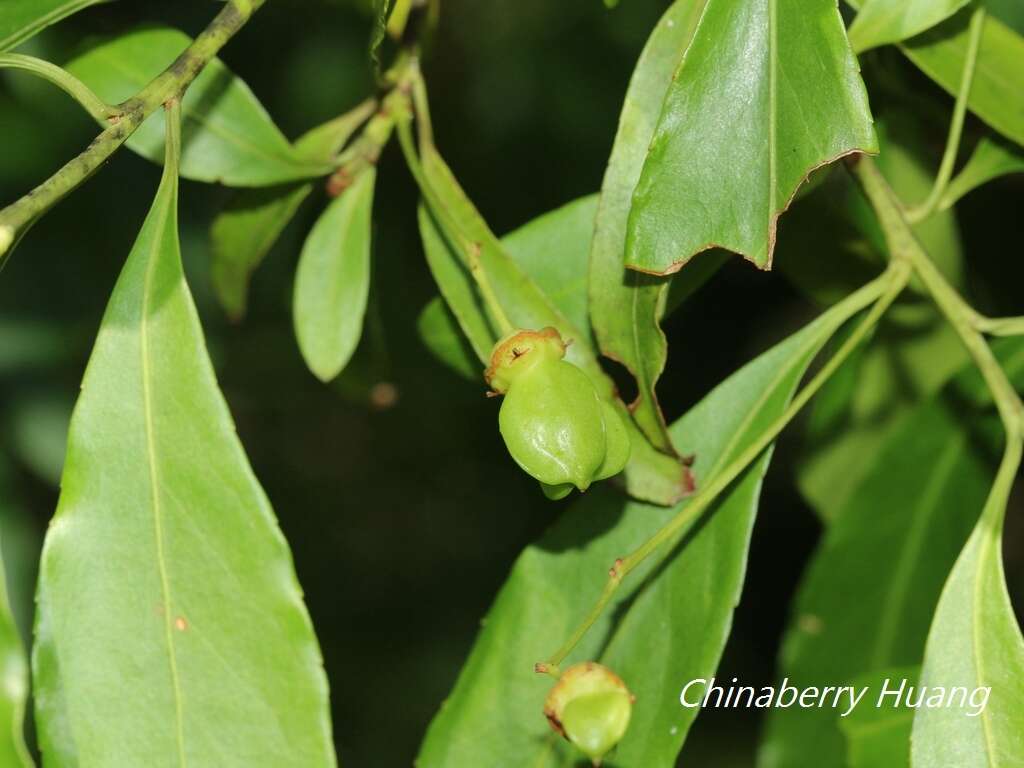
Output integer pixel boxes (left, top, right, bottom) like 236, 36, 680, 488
0, 0, 267, 263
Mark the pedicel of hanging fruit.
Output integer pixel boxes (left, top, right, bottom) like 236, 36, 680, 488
485, 327, 631, 500
544, 662, 635, 765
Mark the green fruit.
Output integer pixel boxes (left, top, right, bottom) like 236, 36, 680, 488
485, 328, 631, 497
544, 662, 634, 765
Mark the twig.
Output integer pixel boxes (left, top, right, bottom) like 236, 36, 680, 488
0, 0, 268, 261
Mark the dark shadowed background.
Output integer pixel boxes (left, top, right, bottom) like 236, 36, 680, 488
1, 1, 1021, 765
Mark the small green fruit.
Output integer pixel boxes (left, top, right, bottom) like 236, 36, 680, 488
544, 662, 634, 765
486, 328, 631, 497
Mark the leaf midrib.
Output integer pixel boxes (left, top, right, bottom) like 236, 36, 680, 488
140, 193, 187, 767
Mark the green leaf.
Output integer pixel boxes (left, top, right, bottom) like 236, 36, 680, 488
910, 362, 1024, 765
294, 169, 376, 382
417, 195, 596, 379
415, 149, 692, 505
839, 668, 919, 768
417, 293, 868, 766
589, 0, 706, 455
759, 341, 1024, 768
67, 27, 333, 186
33, 107, 336, 766
210, 101, 376, 320
625, 0, 877, 272
940, 135, 1024, 210
0, 0, 108, 53
848, 0, 971, 53
417, 297, 479, 380
848, 1, 1024, 148
211, 183, 312, 321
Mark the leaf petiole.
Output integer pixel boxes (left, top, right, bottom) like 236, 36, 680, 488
0, 53, 117, 121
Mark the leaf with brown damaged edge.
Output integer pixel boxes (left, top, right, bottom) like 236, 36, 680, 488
589, 0, 707, 457
625, 0, 878, 273
416, 148, 693, 505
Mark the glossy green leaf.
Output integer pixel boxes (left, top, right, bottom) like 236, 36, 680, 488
847, 1, 1024, 147
839, 668, 919, 768
589, 0, 706, 454
911, 359, 1024, 766
760, 342, 1024, 768
210, 101, 376, 320
33, 109, 336, 766
67, 27, 332, 186
848, 0, 970, 53
417, 293, 869, 766
0, 0, 108, 52
625, 0, 877, 272
940, 135, 1024, 210
417, 297, 479, 380
294, 169, 376, 382
912, 510, 1024, 767
415, 148, 692, 505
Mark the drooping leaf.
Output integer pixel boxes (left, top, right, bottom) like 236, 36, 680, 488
417, 289, 876, 767
32, 107, 336, 766
838, 668, 919, 768
759, 341, 1024, 768
210, 101, 376, 320
415, 149, 692, 506
67, 27, 332, 186
0, 0, 109, 53
589, 0, 706, 454
625, 0, 878, 272
294, 169, 376, 382
910, 350, 1024, 766
940, 135, 1024, 210
848, 0, 971, 53
210, 183, 312, 321
847, 1, 1024, 148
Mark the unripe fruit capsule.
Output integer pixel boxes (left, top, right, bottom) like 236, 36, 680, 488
485, 328, 631, 498
544, 662, 634, 765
